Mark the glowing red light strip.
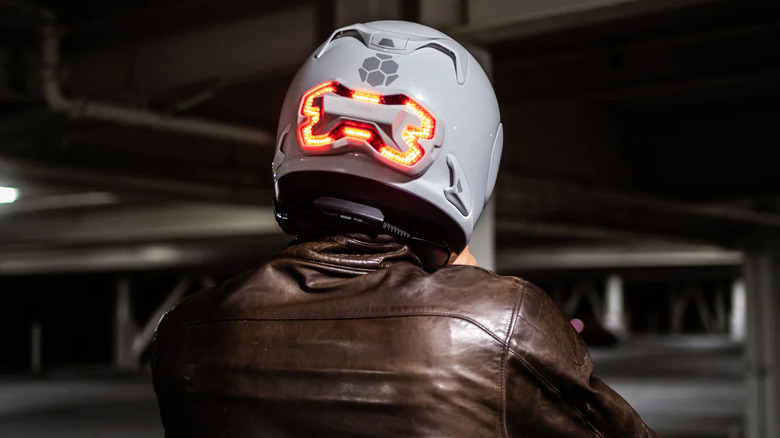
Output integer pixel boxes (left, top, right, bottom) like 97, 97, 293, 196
299, 82, 338, 148
350, 90, 381, 104
298, 81, 435, 167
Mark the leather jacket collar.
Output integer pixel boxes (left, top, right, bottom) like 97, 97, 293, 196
275, 233, 426, 273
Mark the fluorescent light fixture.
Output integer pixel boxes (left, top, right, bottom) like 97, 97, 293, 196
0, 186, 19, 203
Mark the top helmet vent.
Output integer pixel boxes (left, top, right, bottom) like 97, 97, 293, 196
416, 42, 467, 85
330, 29, 363, 44
315, 23, 470, 84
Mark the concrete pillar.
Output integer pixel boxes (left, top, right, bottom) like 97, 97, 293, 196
114, 276, 139, 370
604, 273, 627, 336
730, 278, 746, 342
744, 245, 780, 438
471, 197, 496, 271
131, 275, 191, 361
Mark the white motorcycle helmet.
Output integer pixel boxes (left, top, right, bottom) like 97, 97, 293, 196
273, 20, 502, 265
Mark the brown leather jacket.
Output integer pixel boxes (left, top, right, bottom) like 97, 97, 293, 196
152, 234, 659, 437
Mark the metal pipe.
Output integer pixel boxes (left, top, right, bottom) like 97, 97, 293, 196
40, 10, 274, 146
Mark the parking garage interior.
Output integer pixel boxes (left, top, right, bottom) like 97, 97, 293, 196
1, 0, 780, 436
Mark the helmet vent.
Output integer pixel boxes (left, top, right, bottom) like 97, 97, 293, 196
331, 29, 364, 43
315, 28, 368, 58
417, 43, 466, 85
273, 123, 292, 173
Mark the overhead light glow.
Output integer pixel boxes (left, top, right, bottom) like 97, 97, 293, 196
0, 186, 18, 204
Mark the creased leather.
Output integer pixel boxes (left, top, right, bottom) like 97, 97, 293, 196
152, 234, 660, 437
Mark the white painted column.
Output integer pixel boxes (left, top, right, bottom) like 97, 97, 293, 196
131, 275, 192, 362
463, 42, 496, 272
730, 278, 746, 342
744, 246, 780, 438
604, 273, 627, 336
471, 197, 496, 271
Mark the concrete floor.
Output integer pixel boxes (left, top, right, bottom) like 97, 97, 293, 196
0, 374, 161, 438
592, 336, 744, 437
0, 336, 745, 437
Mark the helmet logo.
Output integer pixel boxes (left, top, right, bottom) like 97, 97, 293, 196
358, 54, 399, 87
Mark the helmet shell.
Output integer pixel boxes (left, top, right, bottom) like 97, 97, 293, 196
273, 21, 502, 252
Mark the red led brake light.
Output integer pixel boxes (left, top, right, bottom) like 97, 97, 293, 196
299, 82, 338, 148
350, 90, 381, 104
298, 81, 435, 167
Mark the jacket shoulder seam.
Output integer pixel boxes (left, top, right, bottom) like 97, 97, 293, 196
507, 348, 605, 437
514, 287, 588, 365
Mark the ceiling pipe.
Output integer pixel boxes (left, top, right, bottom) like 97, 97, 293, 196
40, 10, 274, 146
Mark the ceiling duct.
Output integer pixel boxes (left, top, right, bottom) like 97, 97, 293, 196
39, 9, 274, 146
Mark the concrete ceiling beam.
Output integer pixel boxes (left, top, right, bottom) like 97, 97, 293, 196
66, 5, 318, 96
454, 0, 723, 43
497, 244, 743, 271
0, 202, 280, 246
0, 156, 270, 203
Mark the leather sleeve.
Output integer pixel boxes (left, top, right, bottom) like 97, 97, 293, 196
151, 302, 189, 438
504, 281, 660, 437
